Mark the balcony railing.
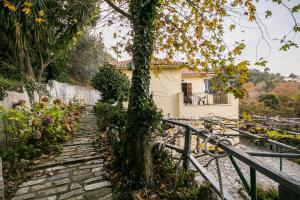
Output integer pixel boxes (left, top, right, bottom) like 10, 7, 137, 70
183, 92, 229, 105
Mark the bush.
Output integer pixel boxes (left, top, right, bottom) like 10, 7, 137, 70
93, 101, 127, 132
257, 186, 278, 200
92, 63, 130, 102
0, 97, 83, 172
152, 150, 218, 200
258, 94, 279, 109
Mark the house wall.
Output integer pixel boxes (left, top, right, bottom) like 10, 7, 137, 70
119, 68, 239, 119
182, 75, 206, 93
119, 68, 182, 117
178, 93, 239, 119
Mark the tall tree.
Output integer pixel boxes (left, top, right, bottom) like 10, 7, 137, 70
67, 32, 113, 85
0, 0, 100, 81
100, 0, 300, 189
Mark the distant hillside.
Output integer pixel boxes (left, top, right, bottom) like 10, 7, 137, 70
240, 69, 300, 117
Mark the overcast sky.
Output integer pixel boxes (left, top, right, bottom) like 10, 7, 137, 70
100, 1, 300, 76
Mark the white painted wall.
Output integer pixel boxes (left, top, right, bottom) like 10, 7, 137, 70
0, 80, 101, 111
47, 80, 101, 105
178, 93, 239, 119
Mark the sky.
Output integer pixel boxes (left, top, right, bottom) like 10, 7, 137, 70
100, 1, 300, 76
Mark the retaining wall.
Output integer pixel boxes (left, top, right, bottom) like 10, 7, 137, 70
0, 80, 101, 110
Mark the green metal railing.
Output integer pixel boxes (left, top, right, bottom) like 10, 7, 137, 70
163, 119, 300, 200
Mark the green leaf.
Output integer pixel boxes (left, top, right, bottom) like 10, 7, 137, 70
292, 4, 300, 13
293, 25, 300, 32
265, 10, 272, 18
280, 41, 299, 51
255, 58, 267, 67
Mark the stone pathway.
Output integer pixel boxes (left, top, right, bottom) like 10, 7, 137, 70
12, 106, 112, 200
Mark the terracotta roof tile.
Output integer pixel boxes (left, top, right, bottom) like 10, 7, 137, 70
181, 69, 214, 76
112, 58, 187, 68
112, 58, 214, 76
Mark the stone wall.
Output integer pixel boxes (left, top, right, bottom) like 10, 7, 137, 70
0, 90, 31, 110
0, 157, 3, 200
0, 80, 101, 111
47, 80, 101, 105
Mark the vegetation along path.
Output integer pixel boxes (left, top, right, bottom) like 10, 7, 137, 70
12, 106, 112, 200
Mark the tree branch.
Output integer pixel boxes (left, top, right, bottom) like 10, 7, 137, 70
103, 0, 132, 20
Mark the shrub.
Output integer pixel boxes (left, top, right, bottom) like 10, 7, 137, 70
93, 101, 127, 132
257, 186, 278, 200
91, 63, 130, 102
152, 150, 218, 200
258, 94, 279, 109
0, 97, 83, 172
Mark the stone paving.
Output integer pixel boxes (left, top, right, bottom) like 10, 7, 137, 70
12, 107, 112, 200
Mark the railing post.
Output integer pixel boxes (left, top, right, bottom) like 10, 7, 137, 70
183, 127, 191, 171
229, 155, 251, 195
0, 157, 4, 200
278, 185, 300, 200
250, 167, 257, 200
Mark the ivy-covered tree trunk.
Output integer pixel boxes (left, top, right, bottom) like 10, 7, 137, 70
122, 0, 158, 189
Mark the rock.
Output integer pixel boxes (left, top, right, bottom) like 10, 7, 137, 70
58, 188, 84, 200
11, 193, 36, 200
73, 169, 90, 176
70, 183, 82, 190
84, 181, 111, 191
37, 185, 68, 196
99, 192, 113, 200
53, 178, 71, 186
15, 187, 29, 195
84, 176, 104, 184
19, 178, 46, 187
36, 196, 57, 200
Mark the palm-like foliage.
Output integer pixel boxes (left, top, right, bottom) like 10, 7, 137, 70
0, 0, 99, 81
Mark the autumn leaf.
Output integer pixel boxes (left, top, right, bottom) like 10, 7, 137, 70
35, 17, 45, 24
22, 7, 32, 15
229, 24, 236, 31
3, 0, 17, 12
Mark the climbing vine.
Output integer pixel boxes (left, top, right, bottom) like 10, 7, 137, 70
100, 0, 300, 192
23, 80, 49, 103
120, 0, 163, 189
0, 86, 7, 100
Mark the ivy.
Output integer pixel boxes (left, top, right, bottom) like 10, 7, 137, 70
0, 86, 7, 100
23, 80, 49, 103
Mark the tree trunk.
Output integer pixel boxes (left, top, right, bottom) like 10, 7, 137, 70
24, 45, 34, 79
15, 24, 25, 74
14, 24, 34, 80
122, 0, 158, 190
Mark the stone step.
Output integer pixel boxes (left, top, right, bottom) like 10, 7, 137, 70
12, 108, 112, 200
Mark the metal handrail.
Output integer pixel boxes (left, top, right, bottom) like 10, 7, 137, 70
162, 118, 300, 200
